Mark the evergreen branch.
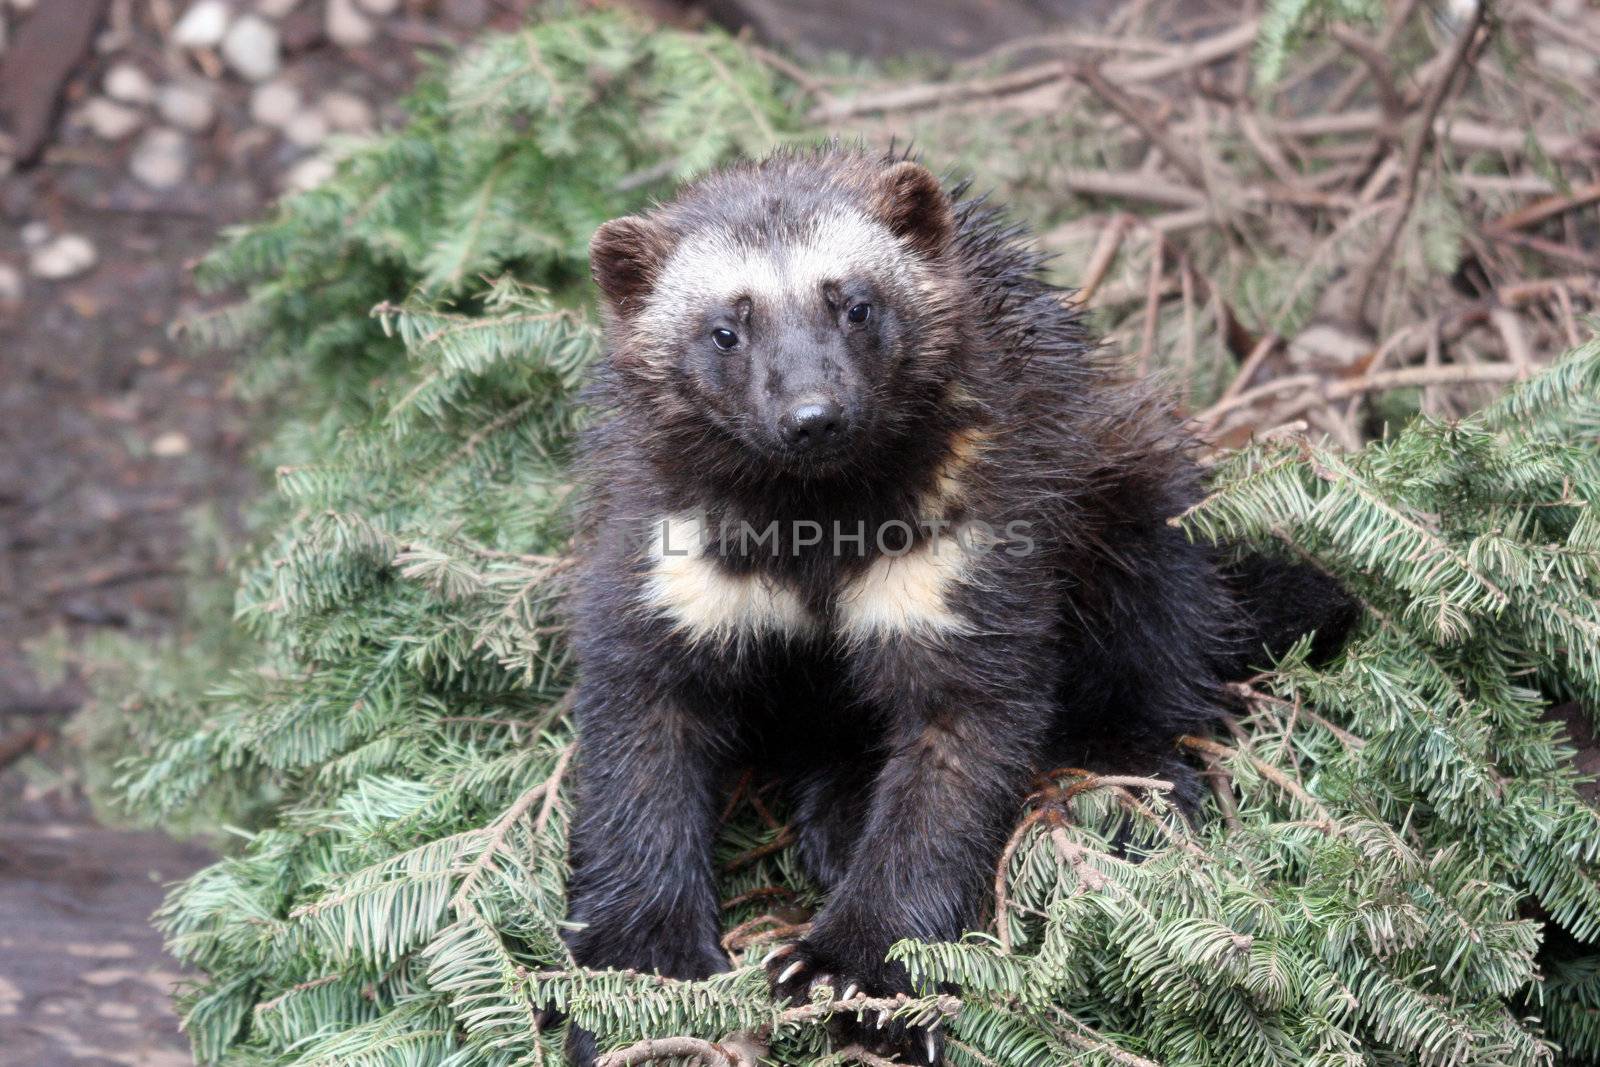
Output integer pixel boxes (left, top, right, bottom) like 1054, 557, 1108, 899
1179, 735, 1334, 825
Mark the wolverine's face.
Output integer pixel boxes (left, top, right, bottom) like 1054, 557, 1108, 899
590, 159, 960, 476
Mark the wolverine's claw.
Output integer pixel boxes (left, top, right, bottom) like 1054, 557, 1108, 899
926, 1032, 937, 1063
777, 960, 804, 985
842, 983, 859, 1002
763, 945, 793, 966
877, 1009, 890, 1029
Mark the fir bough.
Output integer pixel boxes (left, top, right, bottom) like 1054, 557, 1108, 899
81, 10, 1600, 1066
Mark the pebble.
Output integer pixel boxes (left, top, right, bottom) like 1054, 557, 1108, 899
29, 234, 98, 280
0, 262, 22, 306
104, 63, 155, 106
172, 0, 231, 49
129, 128, 191, 190
156, 83, 217, 133
150, 431, 193, 457
81, 98, 144, 141
285, 110, 329, 148
325, 0, 377, 48
320, 90, 375, 132
250, 80, 302, 128
257, 0, 303, 15
283, 155, 335, 192
355, 0, 400, 14
222, 14, 281, 81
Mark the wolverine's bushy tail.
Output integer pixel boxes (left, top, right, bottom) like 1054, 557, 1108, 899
1217, 553, 1361, 680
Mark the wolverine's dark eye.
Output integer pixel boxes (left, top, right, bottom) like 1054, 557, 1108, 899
711, 327, 739, 350
846, 302, 871, 325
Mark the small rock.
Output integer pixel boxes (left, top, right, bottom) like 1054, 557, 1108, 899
0, 262, 22, 306
129, 128, 191, 189
283, 155, 335, 192
104, 63, 155, 105
6, 0, 36, 10
172, 0, 231, 49
28, 234, 97, 280
156, 83, 217, 132
325, 0, 376, 48
20, 220, 49, 248
257, 0, 302, 15
250, 80, 301, 128
80, 98, 144, 141
150, 431, 192, 457
442, 0, 488, 29
285, 110, 328, 147
356, 0, 399, 13
320, 90, 374, 132
222, 14, 281, 81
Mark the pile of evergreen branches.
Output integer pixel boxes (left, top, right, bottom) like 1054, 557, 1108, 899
75, 8, 1600, 1066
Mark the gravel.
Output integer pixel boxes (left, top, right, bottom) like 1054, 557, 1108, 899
320, 90, 375, 132
28, 233, 98, 280
0, 261, 22, 305
326, 0, 378, 48
103, 62, 154, 105
283, 154, 336, 192
221, 14, 281, 82
284, 109, 329, 147
172, 0, 231, 49
250, 79, 302, 128
79, 98, 143, 141
156, 82, 217, 133
129, 128, 192, 189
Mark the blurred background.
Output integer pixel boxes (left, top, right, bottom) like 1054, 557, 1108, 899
0, 0, 1596, 1063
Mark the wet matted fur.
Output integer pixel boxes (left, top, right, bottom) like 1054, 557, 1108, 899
561, 144, 1353, 1065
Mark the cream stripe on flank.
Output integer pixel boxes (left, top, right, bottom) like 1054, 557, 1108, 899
641, 514, 814, 643
836, 535, 973, 641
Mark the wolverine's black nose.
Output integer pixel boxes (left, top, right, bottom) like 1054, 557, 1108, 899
779, 399, 847, 451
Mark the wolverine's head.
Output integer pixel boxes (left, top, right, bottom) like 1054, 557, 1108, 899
589, 151, 965, 475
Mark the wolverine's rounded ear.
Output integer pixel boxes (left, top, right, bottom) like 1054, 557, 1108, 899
590, 215, 672, 313
870, 160, 954, 257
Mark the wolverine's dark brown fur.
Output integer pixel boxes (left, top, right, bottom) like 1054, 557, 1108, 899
562, 145, 1353, 1065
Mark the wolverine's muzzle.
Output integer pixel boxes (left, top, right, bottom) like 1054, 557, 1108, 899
778, 397, 849, 453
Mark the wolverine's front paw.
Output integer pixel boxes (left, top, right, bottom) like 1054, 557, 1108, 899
765, 940, 945, 1066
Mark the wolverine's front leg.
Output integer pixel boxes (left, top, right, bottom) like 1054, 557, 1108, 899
564, 674, 733, 1063
768, 631, 1056, 1065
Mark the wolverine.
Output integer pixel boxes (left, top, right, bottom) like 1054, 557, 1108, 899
562, 145, 1352, 1064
